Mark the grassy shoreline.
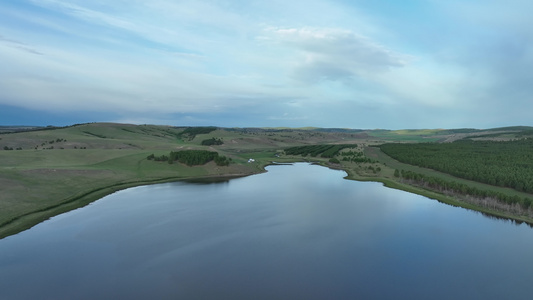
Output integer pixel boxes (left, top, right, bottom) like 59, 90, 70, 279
343, 168, 533, 226
315, 160, 533, 226
2, 158, 532, 240
0, 171, 265, 240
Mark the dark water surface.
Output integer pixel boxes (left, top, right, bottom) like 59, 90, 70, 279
1, 163, 533, 299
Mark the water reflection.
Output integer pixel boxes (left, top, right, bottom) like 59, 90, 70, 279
1, 163, 533, 300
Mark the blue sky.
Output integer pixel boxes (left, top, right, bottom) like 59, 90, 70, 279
1, 0, 532, 129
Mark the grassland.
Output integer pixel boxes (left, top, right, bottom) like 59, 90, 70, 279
1, 123, 532, 238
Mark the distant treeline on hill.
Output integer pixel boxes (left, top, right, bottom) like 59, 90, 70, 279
201, 137, 223, 146
284, 144, 353, 158
177, 127, 217, 140
147, 150, 230, 166
0, 125, 58, 134
381, 139, 533, 193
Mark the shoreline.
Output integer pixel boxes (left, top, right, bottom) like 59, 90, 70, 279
315, 161, 533, 226
2, 161, 532, 239
0, 171, 263, 240
341, 167, 533, 226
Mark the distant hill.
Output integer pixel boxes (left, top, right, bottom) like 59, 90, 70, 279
0, 126, 46, 133
485, 126, 533, 132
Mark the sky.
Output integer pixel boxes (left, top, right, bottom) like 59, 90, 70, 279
1, 0, 532, 129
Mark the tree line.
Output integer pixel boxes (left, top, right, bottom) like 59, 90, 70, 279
284, 144, 352, 158
147, 150, 231, 166
396, 169, 533, 216
340, 150, 374, 163
201, 137, 223, 146
178, 127, 217, 140
380, 139, 533, 193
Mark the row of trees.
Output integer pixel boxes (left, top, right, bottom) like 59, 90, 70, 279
340, 150, 374, 163
147, 150, 231, 166
82, 131, 106, 138
37, 138, 67, 148
381, 139, 533, 193
178, 127, 217, 140
201, 137, 224, 146
284, 144, 352, 158
396, 169, 533, 214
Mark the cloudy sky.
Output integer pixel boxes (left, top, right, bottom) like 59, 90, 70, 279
1, 0, 532, 129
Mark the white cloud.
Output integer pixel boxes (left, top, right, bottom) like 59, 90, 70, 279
0, 34, 300, 115
265, 27, 409, 83
259, 26, 472, 109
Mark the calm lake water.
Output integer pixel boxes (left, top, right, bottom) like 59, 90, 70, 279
1, 163, 533, 299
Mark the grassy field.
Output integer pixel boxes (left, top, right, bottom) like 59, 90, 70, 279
366, 129, 444, 142
1, 123, 532, 238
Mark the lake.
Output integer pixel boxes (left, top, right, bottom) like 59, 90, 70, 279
1, 163, 533, 299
